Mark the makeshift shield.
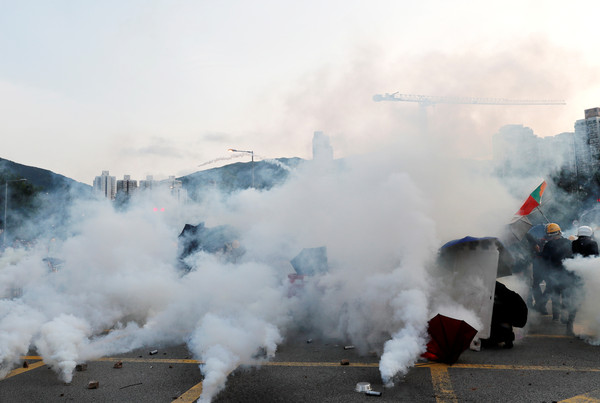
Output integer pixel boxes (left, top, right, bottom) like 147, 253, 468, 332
290, 247, 328, 276
438, 237, 506, 340
422, 314, 478, 365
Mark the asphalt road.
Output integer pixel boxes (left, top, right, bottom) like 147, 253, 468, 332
2, 313, 600, 402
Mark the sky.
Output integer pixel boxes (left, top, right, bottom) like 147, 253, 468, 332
1, 0, 600, 184
4, 2, 600, 399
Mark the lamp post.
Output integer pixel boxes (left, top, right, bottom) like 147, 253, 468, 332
228, 148, 254, 188
3, 178, 27, 245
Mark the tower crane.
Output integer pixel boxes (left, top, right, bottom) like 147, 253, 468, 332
373, 92, 566, 106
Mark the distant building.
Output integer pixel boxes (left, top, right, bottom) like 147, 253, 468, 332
93, 170, 116, 200
93, 172, 187, 204
312, 131, 333, 161
574, 107, 600, 177
493, 106, 600, 190
540, 131, 576, 174
159, 175, 187, 202
139, 175, 156, 190
116, 175, 138, 198
492, 125, 543, 176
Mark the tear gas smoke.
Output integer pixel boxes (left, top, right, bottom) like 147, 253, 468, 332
566, 256, 600, 343
198, 154, 246, 168
1, 136, 595, 401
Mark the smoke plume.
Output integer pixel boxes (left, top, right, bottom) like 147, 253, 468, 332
2, 123, 598, 401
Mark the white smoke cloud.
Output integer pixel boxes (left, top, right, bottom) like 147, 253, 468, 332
0, 300, 45, 379
565, 256, 600, 342
34, 314, 92, 383
189, 313, 283, 401
0, 136, 537, 401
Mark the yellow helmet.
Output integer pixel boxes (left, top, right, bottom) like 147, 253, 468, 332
546, 223, 561, 236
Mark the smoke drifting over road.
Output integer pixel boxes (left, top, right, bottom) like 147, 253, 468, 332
1, 134, 595, 401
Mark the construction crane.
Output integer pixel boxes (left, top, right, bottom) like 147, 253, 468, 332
373, 92, 566, 107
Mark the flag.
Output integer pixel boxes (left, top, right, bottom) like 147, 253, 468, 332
515, 181, 546, 216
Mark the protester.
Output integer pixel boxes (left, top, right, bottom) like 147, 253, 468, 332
556, 225, 598, 335
481, 281, 528, 349
525, 226, 549, 314
572, 225, 599, 257
541, 223, 578, 335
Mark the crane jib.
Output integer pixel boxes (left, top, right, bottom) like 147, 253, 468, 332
372, 93, 566, 106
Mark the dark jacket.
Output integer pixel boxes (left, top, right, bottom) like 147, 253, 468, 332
541, 236, 573, 270
493, 281, 528, 328
572, 236, 599, 257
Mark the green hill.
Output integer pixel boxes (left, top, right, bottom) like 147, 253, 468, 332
179, 157, 305, 200
0, 158, 92, 245
0, 158, 91, 193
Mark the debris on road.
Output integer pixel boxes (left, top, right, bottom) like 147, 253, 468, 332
87, 381, 99, 389
365, 390, 382, 396
113, 361, 123, 369
344, 345, 355, 350
76, 364, 87, 371
22, 361, 28, 368
149, 350, 158, 355
355, 382, 371, 392
340, 359, 350, 365
119, 382, 142, 390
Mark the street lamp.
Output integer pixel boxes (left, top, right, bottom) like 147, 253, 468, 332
228, 148, 254, 188
3, 178, 27, 245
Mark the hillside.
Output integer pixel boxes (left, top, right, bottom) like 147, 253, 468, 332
0, 158, 93, 244
0, 158, 91, 193
179, 157, 305, 200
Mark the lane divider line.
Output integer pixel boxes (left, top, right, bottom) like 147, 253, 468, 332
560, 388, 600, 402
96, 357, 203, 364
4, 360, 46, 380
430, 363, 458, 403
173, 381, 203, 402
451, 363, 600, 372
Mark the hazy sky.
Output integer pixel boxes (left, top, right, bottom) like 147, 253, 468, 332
1, 0, 599, 184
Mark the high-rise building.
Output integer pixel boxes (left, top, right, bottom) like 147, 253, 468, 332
160, 175, 187, 202
139, 175, 155, 190
492, 107, 599, 192
93, 170, 116, 200
540, 132, 577, 174
116, 175, 138, 197
312, 131, 333, 161
492, 125, 542, 176
574, 107, 600, 177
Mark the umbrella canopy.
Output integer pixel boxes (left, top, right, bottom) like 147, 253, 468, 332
178, 222, 241, 257
290, 247, 328, 276
177, 222, 244, 270
508, 215, 533, 243
422, 314, 478, 365
527, 224, 547, 241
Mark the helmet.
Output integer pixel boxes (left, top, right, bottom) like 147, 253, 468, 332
546, 223, 561, 236
577, 225, 593, 237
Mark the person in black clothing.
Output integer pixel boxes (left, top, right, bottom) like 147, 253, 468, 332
541, 223, 576, 334
559, 225, 598, 336
572, 226, 599, 257
481, 281, 528, 349
526, 227, 549, 314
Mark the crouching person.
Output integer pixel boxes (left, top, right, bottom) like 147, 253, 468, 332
481, 281, 528, 349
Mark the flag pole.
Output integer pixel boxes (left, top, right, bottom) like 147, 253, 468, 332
536, 206, 550, 223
